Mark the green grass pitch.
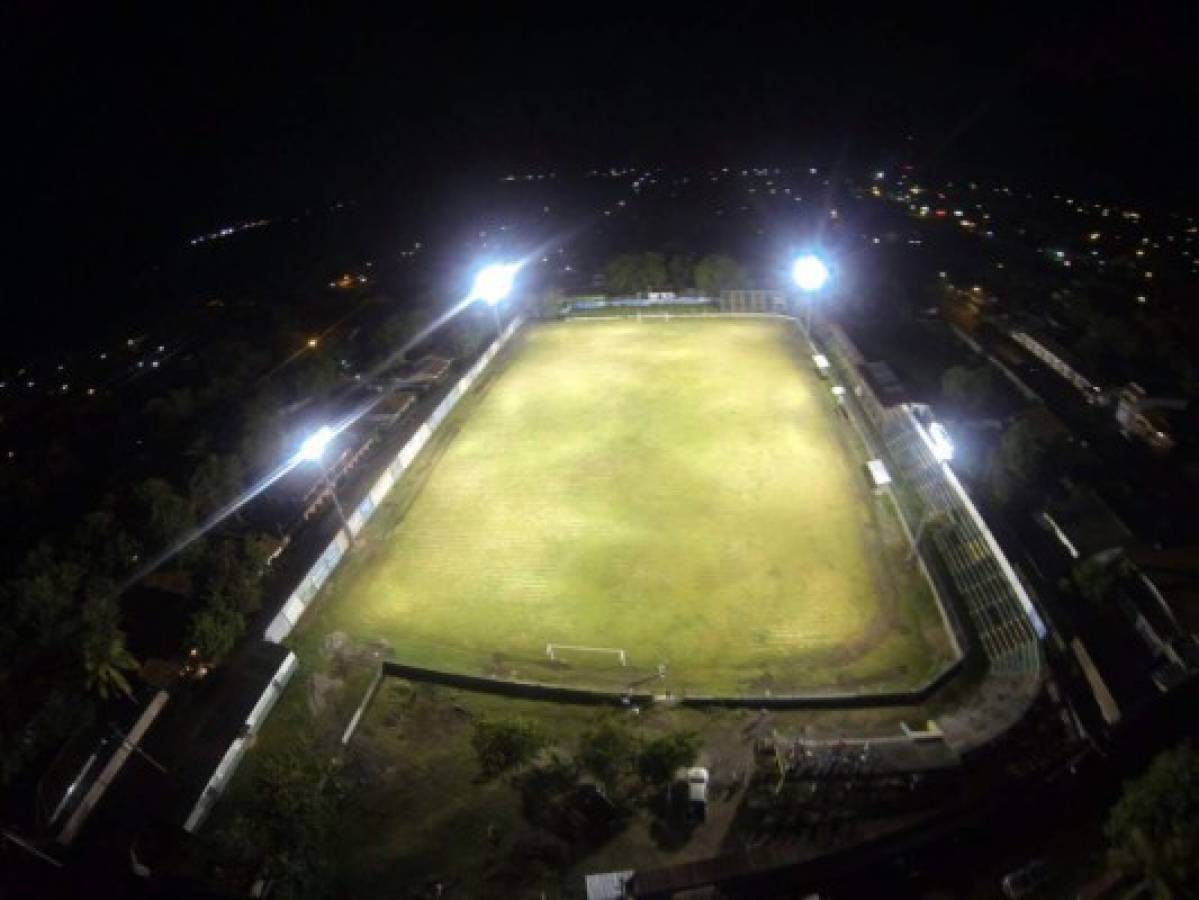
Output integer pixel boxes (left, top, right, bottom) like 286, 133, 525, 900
297, 318, 953, 695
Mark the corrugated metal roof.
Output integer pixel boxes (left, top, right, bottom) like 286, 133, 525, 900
585, 869, 634, 899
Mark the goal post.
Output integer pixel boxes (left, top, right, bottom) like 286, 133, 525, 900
545, 644, 628, 667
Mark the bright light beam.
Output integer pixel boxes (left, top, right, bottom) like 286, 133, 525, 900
113, 251, 536, 602
468, 262, 520, 305
792, 254, 830, 292
295, 425, 335, 463
113, 403, 377, 597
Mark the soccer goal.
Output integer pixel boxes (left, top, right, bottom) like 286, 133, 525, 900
546, 644, 628, 666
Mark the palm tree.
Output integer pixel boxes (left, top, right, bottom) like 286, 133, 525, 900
83, 631, 139, 700
80, 594, 139, 700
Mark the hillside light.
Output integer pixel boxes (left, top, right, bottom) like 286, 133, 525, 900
295, 426, 352, 540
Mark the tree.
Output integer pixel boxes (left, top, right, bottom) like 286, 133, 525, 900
10, 542, 84, 648
637, 731, 701, 787
667, 253, 696, 291
694, 254, 745, 297
941, 364, 996, 415
79, 593, 139, 700
603, 253, 668, 295
603, 254, 642, 295
638, 252, 668, 291
74, 509, 140, 578
1073, 551, 1136, 612
186, 601, 245, 663
188, 453, 244, 520
145, 387, 197, 431
988, 416, 1046, 504
577, 719, 637, 793
126, 478, 194, 554
195, 536, 266, 615
238, 743, 336, 898
288, 351, 339, 401
471, 717, 547, 777
1106, 742, 1199, 897
370, 305, 427, 365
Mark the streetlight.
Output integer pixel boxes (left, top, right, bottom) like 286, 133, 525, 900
469, 262, 520, 337
791, 253, 830, 336
295, 426, 352, 541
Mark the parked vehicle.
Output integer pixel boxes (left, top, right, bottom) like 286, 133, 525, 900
685, 766, 709, 822
1001, 858, 1052, 898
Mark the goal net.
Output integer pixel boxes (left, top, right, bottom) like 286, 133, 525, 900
545, 644, 628, 667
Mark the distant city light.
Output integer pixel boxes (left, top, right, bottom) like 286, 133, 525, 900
792, 255, 830, 292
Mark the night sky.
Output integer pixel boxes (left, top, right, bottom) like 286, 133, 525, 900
4, 5, 1196, 341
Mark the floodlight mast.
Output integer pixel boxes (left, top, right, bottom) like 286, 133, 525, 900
791, 254, 830, 337
295, 426, 353, 542
469, 262, 520, 336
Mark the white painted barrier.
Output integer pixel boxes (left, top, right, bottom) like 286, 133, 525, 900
183, 651, 298, 832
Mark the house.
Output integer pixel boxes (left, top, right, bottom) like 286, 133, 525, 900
1115, 383, 1186, 454
1009, 328, 1104, 403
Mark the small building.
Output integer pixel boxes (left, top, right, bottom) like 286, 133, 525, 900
1040, 488, 1131, 562
585, 870, 634, 900
857, 360, 907, 408
365, 391, 416, 431
1009, 328, 1104, 403
1115, 383, 1186, 454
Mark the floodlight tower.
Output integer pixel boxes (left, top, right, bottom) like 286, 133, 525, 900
469, 262, 521, 337
295, 425, 352, 541
791, 253, 830, 337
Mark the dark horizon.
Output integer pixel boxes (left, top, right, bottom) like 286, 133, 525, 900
4, 5, 1197, 348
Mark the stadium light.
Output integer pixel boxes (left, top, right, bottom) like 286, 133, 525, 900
791, 253, 830, 336
294, 425, 353, 540
295, 425, 335, 463
792, 254, 830, 292
469, 262, 520, 306
469, 261, 521, 336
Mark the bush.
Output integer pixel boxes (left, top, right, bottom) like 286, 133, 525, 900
637, 731, 701, 786
471, 717, 548, 777
577, 719, 637, 792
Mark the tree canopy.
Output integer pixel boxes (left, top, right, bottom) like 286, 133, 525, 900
637, 731, 700, 786
577, 719, 637, 792
693, 254, 745, 297
603, 253, 668, 295
1106, 742, 1199, 897
471, 717, 548, 778
941, 364, 996, 416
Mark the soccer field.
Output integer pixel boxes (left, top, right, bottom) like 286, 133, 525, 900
301, 318, 953, 695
